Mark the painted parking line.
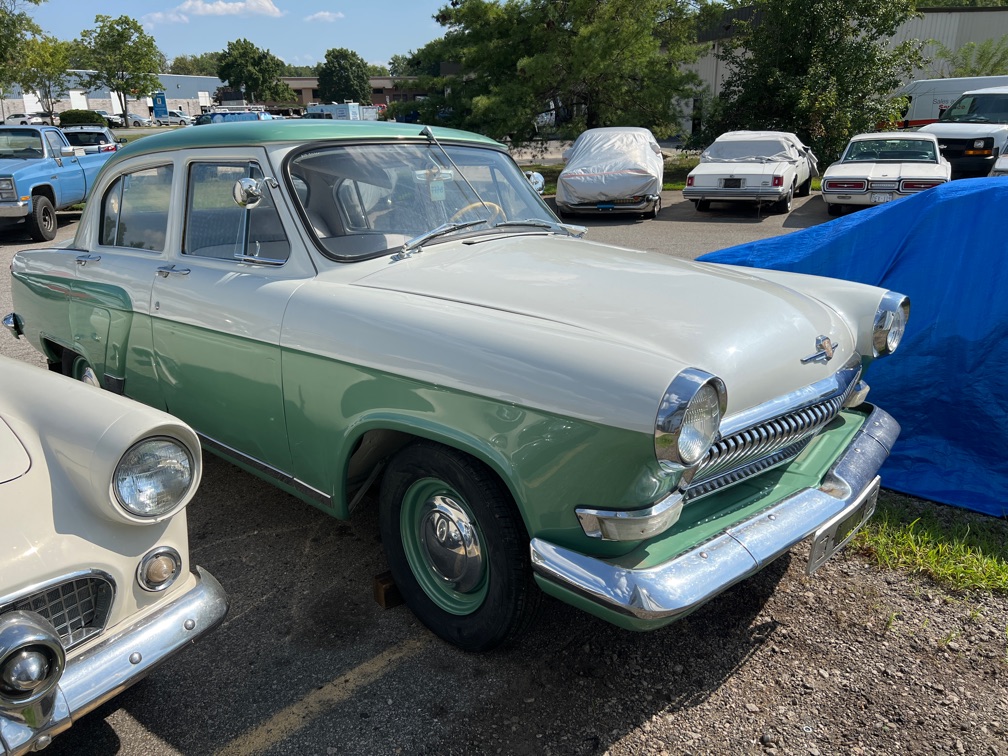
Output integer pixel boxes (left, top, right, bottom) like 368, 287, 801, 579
215, 637, 430, 755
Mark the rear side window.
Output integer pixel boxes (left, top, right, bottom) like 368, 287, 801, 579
99, 165, 173, 251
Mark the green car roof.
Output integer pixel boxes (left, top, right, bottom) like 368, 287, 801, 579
108, 119, 505, 169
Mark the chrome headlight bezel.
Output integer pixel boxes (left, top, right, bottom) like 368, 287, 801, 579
655, 368, 727, 470
872, 291, 910, 357
112, 436, 196, 520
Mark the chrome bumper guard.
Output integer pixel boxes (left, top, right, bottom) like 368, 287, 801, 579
530, 404, 899, 622
1, 567, 228, 756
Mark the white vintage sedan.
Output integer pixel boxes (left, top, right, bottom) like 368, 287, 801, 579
7, 120, 908, 652
0, 355, 227, 753
821, 132, 950, 216
683, 130, 817, 213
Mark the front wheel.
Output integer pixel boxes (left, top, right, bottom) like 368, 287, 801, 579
28, 195, 57, 241
379, 442, 540, 651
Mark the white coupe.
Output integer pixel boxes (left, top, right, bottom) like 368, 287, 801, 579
683, 130, 817, 213
821, 132, 950, 216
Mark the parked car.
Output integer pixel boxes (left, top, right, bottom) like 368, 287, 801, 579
61, 124, 127, 154
156, 109, 194, 127
821, 132, 950, 216
126, 112, 152, 127
92, 109, 124, 128
555, 126, 664, 218
0, 353, 227, 753
990, 154, 1008, 176
3, 113, 57, 126
0, 125, 113, 240
683, 130, 818, 213
7, 120, 908, 651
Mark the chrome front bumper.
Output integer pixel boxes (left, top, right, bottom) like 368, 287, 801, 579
1, 567, 228, 756
0, 203, 29, 219
530, 404, 899, 623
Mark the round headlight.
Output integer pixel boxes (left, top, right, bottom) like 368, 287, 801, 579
655, 368, 727, 470
872, 292, 910, 357
113, 437, 194, 518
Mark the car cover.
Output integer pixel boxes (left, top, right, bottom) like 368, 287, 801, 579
556, 127, 663, 205
698, 178, 1007, 517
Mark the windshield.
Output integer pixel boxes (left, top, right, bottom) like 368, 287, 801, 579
0, 128, 44, 158
287, 142, 556, 260
702, 138, 796, 163
940, 93, 1008, 124
842, 138, 938, 163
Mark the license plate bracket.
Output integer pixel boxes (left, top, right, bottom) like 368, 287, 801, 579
806, 476, 881, 575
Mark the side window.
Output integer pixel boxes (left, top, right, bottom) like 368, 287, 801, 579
184, 161, 290, 263
44, 131, 65, 156
99, 164, 173, 251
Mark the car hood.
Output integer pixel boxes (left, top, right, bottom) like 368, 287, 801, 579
919, 122, 1008, 139
0, 416, 30, 484
0, 157, 38, 174
347, 233, 857, 421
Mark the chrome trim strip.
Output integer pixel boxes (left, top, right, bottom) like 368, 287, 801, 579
198, 434, 331, 507
530, 404, 899, 622
682, 187, 787, 201
576, 492, 684, 541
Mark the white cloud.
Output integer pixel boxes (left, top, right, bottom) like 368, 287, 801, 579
177, 0, 284, 17
304, 11, 344, 22
142, 10, 190, 27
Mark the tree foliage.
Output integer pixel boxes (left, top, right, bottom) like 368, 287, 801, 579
0, 0, 43, 92
217, 38, 292, 103
928, 34, 1008, 76
388, 53, 423, 77
78, 15, 163, 128
19, 34, 71, 113
317, 47, 371, 103
705, 0, 922, 160
169, 51, 221, 76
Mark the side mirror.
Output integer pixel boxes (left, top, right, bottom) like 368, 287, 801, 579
232, 176, 279, 209
525, 171, 545, 195
117, 138, 127, 145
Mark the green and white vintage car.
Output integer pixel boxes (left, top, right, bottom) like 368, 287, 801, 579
0, 355, 227, 754
5, 121, 908, 651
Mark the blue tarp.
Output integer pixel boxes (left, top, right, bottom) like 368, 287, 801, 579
698, 178, 1008, 517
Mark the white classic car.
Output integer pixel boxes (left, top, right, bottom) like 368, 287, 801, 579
555, 127, 664, 217
6, 120, 908, 652
683, 130, 818, 213
0, 355, 227, 753
821, 132, 950, 216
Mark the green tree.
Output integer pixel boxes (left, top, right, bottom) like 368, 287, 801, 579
19, 34, 71, 113
388, 53, 422, 77
410, 0, 701, 144
77, 15, 163, 128
929, 34, 1008, 76
169, 51, 222, 76
317, 47, 371, 103
707, 0, 922, 160
283, 63, 319, 77
0, 0, 44, 93
367, 63, 389, 77
217, 38, 291, 103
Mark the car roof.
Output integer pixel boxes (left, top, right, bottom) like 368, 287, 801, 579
849, 131, 938, 142
963, 86, 1008, 95
105, 120, 505, 168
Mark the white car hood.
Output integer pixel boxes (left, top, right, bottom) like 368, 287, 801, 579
348, 233, 856, 419
0, 417, 30, 484
919, 122, 1008, 140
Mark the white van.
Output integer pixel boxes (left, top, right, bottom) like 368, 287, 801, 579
918, 86, 1008, 177
897, 75, 1008, 127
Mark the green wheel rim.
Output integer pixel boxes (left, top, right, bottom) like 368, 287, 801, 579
399, 477, 488, 615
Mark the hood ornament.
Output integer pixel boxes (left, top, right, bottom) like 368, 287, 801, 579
801, 335, 837, 364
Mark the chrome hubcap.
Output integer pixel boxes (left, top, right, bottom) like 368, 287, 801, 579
79, 366, 100, 387
419, 495, 483, 592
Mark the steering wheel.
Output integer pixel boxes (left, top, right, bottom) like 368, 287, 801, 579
450, 201, 504, 224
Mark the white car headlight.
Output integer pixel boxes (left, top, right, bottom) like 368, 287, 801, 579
113, 437, 195, 518
655, 368, 727, 469
872, 291, 910, 357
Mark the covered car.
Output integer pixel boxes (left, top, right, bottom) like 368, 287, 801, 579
684, 130, 817, 214
555, 127, 663, 217
0, 354, 227, 753
821, 132, 950, 216
7, 120, 909, 651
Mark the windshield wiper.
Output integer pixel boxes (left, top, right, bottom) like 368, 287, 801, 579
391, 219, 488, 260
493, 218, 587, 237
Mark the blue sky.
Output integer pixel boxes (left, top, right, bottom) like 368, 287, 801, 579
30, 0, 448, 69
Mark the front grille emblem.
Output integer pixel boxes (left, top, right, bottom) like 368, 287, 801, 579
801, 335, 837, 364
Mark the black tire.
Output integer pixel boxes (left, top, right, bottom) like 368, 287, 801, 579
28, 195, 57, 242
774, 185, 794, 213
61, 350, 101, 387
797, 176, 812, 197
379, 441, 540, 651
827, 202, 843, 217
696, 199, 711, 212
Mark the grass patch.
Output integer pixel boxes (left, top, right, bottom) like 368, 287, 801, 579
855, 491, 1008, 593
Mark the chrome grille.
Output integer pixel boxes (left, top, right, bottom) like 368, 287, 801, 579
685, 365, 860, 501
1, 575, 114, 649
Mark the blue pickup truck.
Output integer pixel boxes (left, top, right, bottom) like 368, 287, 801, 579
0, 125, 112, 241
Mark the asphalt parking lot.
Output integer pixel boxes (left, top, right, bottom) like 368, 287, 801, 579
0, 192, 834, 756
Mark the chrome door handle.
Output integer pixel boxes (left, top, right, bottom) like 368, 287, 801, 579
156, 265, 191, 277
75, 254, 101, 266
